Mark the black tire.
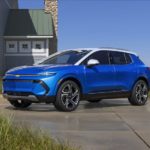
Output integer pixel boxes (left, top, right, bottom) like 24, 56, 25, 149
87, 99, 102, 103
9, 100, 32, 109
128, 80, 148, 106
54, 80, 81, 112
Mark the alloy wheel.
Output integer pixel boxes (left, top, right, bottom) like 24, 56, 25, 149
61, 83, 80, 110
135, 81, 148, 104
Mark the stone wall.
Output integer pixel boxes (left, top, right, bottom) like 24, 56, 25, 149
45, 0, 58, 35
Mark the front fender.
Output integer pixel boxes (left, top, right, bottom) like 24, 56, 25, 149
50, 74, 85, 96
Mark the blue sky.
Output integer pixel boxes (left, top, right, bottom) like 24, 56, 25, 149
19, 0, 150, 65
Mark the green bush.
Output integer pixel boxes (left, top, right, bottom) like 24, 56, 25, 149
0, 114, 79, 150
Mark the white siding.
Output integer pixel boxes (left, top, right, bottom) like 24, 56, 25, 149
4, 39, 49, 72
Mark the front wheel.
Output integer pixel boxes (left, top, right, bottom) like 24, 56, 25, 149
9, 100, 32, 109
54, 80, 81, 112
129, 80, 148, 106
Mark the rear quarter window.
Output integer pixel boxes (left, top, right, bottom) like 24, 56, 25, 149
110, 51, 126, 65
124, 53, 132, 64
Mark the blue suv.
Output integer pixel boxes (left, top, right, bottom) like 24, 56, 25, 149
2, 48, 150, 112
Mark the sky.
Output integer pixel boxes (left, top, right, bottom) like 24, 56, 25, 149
19, 0, 150, 65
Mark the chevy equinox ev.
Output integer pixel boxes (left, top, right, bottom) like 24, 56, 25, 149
2, 48, 150, 112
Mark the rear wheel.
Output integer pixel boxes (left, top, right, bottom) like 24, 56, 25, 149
87, 99, 102, 103
9, 100, 32, 109
54, 80, 81, 112
129, 80, 148, 106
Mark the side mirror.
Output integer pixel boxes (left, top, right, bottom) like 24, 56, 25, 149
87, 59, 100, 67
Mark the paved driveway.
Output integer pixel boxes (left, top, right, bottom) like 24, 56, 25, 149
0, 96, 150, 150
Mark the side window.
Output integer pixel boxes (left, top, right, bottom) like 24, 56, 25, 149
82, 51, 109, 65
110, 51, 126, 65
125, 53, 132, 64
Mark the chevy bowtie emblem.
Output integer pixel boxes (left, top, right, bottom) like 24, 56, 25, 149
15, 75, 20, 77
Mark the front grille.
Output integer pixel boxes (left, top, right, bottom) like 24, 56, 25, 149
3, 79, 49, 95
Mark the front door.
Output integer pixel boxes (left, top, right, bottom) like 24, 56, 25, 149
83, 51, 116, 93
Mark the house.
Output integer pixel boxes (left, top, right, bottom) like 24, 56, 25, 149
0, 0, 58, 75
0, 0, 18, 75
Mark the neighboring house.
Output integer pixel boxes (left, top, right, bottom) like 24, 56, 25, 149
0, 0, 18, 75
0, 0, 58, 75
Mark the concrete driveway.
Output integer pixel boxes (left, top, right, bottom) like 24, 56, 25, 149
0, 95, 150, 150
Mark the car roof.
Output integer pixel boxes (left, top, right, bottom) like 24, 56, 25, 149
63, 48, 138, 56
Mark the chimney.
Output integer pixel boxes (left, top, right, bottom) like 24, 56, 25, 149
45, 0, 58, 35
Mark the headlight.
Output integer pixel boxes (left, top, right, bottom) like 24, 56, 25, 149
38, 72, 56, 76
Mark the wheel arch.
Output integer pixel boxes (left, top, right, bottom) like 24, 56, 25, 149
57, 77, 83, 94
133, 76, 149, 89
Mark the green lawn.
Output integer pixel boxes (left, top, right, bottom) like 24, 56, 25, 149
0, 114, 79, 150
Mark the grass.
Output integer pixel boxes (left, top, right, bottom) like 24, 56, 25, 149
0, 78, 2, 94
0, 114, 79, 150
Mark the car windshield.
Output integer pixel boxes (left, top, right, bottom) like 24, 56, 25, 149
39, 50, 90, 65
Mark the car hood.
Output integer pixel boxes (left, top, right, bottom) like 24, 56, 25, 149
6, 64, 74, 75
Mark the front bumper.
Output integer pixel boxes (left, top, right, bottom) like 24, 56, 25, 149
3, 79, 49, 96
3, 93, 55, 103
2, 78, 56, 103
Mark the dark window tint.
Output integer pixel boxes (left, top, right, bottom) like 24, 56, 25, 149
110, 51, 126, 65
125, 53, 132, 64
83, 51, 109, 65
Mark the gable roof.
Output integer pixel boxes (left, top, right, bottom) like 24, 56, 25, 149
4, 9, 53, 37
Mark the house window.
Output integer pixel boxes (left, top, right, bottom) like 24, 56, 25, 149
9, 44, 15, 49
32, 41, 45, 53
35, 44, 41, 49
6, 41, 17, 53
22, 44, 28, 49
19, 41, 31, 53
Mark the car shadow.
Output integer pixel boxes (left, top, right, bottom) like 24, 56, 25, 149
82, 99, 131, 109
5, 104, 57, 112
4, 99, 131, 112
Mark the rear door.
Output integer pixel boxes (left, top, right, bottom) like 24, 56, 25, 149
109, 51, 137, 91
84, 51, 116, 93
